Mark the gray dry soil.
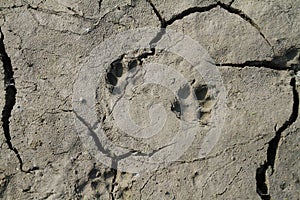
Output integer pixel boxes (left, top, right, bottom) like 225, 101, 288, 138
0, 0, 300, 200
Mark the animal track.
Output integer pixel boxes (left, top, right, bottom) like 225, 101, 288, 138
103, 52, 215, 125
74, 166, 134, 199
194, 84, 215, 125
106, 57, 124, 86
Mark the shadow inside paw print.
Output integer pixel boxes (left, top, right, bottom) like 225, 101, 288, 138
110, 58, 123, 77
106, 72, 118, 86
171, 98, 181, 119
194, 84, 208, 100
106, 58, 124, 86
194, 84, 215, 125
128, 59, 138, 70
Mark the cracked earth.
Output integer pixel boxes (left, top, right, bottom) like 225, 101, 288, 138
0, 0, 300, 199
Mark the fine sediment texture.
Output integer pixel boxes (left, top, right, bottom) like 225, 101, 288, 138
0, 0, 299, 199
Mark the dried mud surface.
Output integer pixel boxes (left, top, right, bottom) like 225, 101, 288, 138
0, 0, 299, 199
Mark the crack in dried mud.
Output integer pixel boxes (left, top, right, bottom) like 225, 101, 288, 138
0, 27, 27, 173
148, 0, 273, 49
256, 77, 299, 200
216, 1, 273, 51
215, 47, 300, 71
